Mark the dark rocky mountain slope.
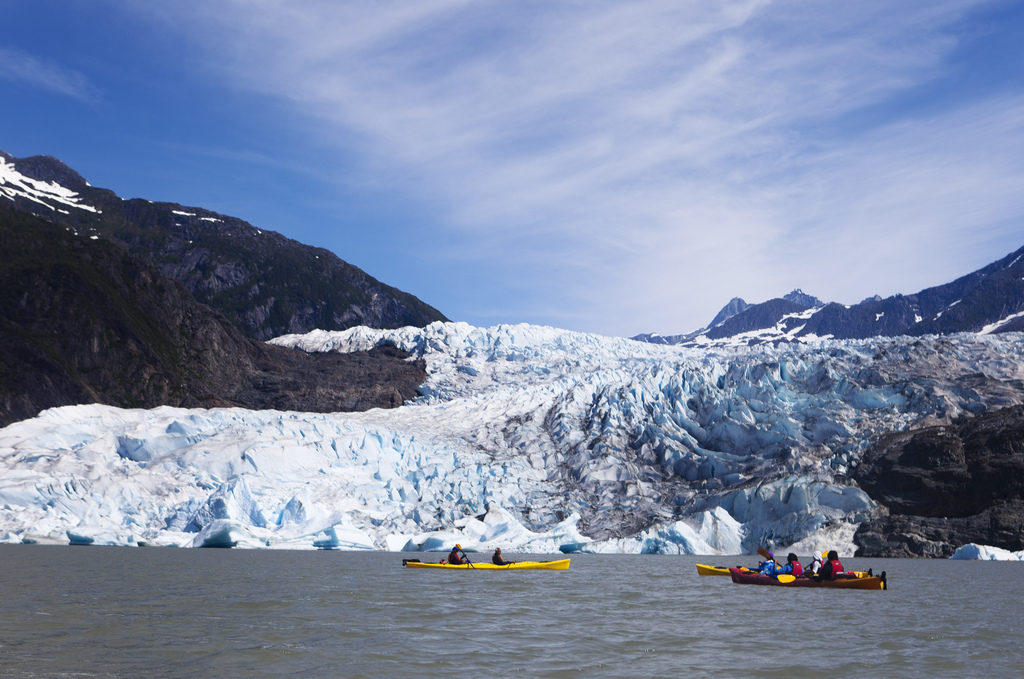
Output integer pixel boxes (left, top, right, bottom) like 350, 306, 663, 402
2, 151, 447, 340
0, 204, 426, 427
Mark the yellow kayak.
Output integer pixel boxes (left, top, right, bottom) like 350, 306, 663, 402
403, 558, 570, 570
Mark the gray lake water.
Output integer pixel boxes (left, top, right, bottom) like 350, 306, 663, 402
1, 545, 1022, 678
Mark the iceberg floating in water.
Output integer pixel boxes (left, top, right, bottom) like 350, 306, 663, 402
950, 543, 1024, 561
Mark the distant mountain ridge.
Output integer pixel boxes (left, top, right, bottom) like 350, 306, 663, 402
635, 251, 1024, 347
1, 151, 447, 340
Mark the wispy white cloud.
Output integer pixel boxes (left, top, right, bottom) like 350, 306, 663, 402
779, 96, 1024, 299
0, 47, 98, 101
126, 0, 1023, 335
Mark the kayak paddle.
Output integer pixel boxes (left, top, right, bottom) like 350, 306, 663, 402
776, 574, 796, 583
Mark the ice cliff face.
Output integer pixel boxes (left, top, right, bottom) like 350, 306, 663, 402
3, 322, 1023, 555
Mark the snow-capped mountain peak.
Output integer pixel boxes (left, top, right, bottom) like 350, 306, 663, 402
0, 153, 100, 215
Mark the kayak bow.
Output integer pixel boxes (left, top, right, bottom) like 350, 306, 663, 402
697, 563, 749, 576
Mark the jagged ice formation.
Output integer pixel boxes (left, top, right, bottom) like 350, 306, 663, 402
2, 322, 1023, 555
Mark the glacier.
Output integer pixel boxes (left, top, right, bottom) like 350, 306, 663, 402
2, 321, 1023, 555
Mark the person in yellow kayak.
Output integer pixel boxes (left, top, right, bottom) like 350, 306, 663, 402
441, 543, 468, 565
492, 547, 515, 565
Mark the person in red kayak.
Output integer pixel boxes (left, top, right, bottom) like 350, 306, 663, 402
752, 551, 782, 576
780, 552, 804, 577
818, 550, 844, 579
805, 551, 826, 575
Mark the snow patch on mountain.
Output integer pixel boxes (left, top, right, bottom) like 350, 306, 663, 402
980, 310, 1024, 334
0, 155, 99, 214
687, 306, 825, 348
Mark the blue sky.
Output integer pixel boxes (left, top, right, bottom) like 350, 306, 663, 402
2, 1, 1023, 337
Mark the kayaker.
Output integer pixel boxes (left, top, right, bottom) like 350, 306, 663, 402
780, 552, 804, 577
804, 551, 826, 575
818, 550, 845, 579
492, 547, 514, 565
752, 551, 783, 576
442, 543, 467, 565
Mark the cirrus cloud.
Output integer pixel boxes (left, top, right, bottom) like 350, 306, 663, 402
120, 0, 1024, 335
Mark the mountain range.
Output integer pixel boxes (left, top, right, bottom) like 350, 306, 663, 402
6, 149, 1023, 356
635, 250, 1024, 347
3, 149, 1024, 557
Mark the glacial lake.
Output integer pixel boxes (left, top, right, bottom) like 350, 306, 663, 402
1, 545, 1022, 678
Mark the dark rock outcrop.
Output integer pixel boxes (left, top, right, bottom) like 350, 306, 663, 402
0, 204, 426, 427
852, 405, 1024, 556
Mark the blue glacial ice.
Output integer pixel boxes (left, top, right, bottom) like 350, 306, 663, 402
1, 322, 1022, 555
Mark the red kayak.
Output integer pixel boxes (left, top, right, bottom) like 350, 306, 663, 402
729, 568, 887, 590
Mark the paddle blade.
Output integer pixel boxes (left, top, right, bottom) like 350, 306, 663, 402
757, 547, 773, 560
776, 574, 796, 583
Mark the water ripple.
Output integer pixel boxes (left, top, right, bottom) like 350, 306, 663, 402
1, 548, 1023, 678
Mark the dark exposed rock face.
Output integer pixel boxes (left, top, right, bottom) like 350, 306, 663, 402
852, 503, 1024, 558
853, 405, 1024, 556
0, 204, 426, 427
